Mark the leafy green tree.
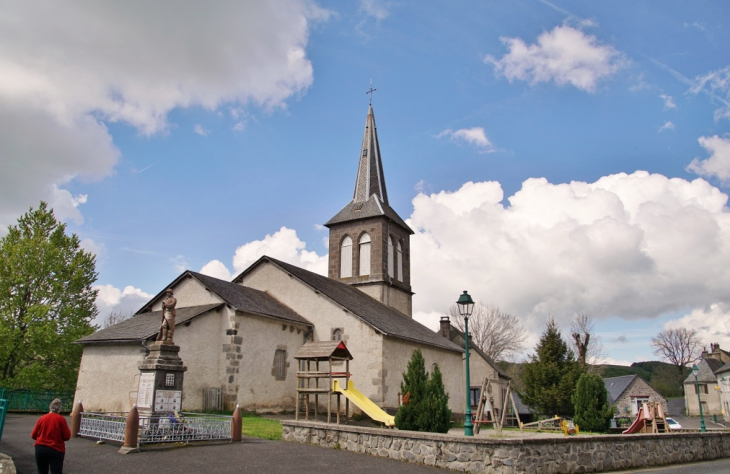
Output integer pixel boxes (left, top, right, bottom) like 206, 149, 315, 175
0, 202, 97, 390
418, 363, 451, 433
395, 348, 428, 430
572, 372, 613, 432
521, 318, 582, 416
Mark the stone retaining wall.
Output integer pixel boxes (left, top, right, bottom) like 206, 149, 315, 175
281, 420, 730, 474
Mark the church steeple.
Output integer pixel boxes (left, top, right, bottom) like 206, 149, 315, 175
325, 103, 414, 317
354, 106, 388, 205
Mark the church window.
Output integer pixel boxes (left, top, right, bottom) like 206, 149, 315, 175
273, 349, 287, 381
359, 233, 371, 276
340, 236, 353, 278
397, 241, 403, 281
388, 236, 394, 278
332, 328, 343, 341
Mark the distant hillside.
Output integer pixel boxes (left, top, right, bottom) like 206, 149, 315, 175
498, 360, 686, 399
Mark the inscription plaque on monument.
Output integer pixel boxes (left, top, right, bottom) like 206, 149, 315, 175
155, 390, 182, 412
137, 373, 155, 408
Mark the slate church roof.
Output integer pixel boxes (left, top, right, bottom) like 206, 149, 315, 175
236, 256, 462, 353
76, 303, 224, 344
325, 105, 413, 233
77, 271, 313, 344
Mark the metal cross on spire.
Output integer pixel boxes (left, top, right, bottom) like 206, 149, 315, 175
366, 80, 376, 105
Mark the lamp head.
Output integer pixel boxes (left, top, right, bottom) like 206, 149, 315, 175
692, 364, 699, 379
456, 291, 474, 318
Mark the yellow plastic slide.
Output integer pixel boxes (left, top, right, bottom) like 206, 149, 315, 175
332, 379, 396, 427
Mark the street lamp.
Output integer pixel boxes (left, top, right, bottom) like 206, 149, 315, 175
692, 364, 707, 433
457, 290, 475, 437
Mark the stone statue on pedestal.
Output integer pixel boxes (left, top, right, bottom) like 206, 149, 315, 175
156, 289, 177, 344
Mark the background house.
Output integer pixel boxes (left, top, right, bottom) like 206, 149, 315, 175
684, 343, 729, 417
604, 374, 668, 418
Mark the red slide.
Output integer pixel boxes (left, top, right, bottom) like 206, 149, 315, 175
622, 403, 652, 434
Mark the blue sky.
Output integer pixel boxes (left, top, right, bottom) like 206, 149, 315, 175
2, 1, 730, 365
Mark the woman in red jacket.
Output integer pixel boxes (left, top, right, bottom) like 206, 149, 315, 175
31, 398, 71, 474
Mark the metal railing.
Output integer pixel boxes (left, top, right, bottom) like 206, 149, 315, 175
139, 413, 232, 444
78, 411, 232, 445
0, 388, 74, 413
78, 412, 127, 443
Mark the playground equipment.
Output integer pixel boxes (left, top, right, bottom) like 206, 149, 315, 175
472, 377, 522, 435
561, 419, 579, 436
294, 340, 393, 427
332, 380, 395, 427
294, 340, 353, 424
622, 401, 668, 434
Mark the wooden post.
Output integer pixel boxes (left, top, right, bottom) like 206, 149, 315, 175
315, 360, 319, 420
231, 404, 242, 442
327, 356, 332, 424
123, 404, 139, 449
70, 399, 83, 437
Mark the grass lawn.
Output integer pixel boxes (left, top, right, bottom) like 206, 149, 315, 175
241, 412, 282, 440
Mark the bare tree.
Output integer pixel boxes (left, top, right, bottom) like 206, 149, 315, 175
102, 311, 131, 329
449, 303, 526, 362
570, 314, 607, 372
651, 327, 702, 394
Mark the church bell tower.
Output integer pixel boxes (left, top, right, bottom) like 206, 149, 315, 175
325, 104, 414, 317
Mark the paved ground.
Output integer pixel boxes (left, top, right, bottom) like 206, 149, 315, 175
0, 414, 447, 474
2, 413, 729, 473
666, 398, 727, 431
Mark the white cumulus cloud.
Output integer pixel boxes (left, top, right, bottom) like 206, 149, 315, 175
94, 284, 153, 326
437, 127, 494, 152
408, 171, 730, 334
686, 135, 730, 181
663, 304, 730, 351
0, 1, 327, 227
485, 25, 624, 92
200, 227, 328, 280
658, 121, 675, 132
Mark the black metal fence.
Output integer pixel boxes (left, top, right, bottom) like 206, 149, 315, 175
0, 388, 75, 413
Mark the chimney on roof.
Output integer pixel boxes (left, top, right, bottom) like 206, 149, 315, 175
439, 316, 451, 340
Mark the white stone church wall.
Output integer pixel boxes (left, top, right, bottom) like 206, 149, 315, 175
175, 307, 228, 411
74, 343, 144, 412
233, 313, 309, 412
149, 274, 224, 311
381, 338, 465, 414
467, 351, 504, 410
239, 262, 386, 408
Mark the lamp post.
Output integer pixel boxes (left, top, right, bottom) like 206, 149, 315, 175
692, 364, 707, 433
457, 290, 475, 437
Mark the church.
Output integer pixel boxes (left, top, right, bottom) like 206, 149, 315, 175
74, 105, 507, 416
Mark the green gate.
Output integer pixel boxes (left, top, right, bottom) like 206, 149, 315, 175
0, 388, 74, 413
0, 399, 7, 442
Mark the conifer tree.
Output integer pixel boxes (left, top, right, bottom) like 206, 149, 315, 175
395, 348, 428, 431
419, 363, 451, 433
521, 318, 582, 416
572, 372, 613, 432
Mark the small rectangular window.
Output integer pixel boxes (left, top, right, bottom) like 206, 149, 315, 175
165, 373, 175, 387
273, 349, 287, 381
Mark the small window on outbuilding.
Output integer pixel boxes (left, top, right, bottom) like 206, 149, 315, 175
273, 349, 287, 381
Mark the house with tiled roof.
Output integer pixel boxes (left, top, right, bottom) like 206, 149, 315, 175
74, 105, 470, 415
684, 343, 729, 417
603, 374, 667, 418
